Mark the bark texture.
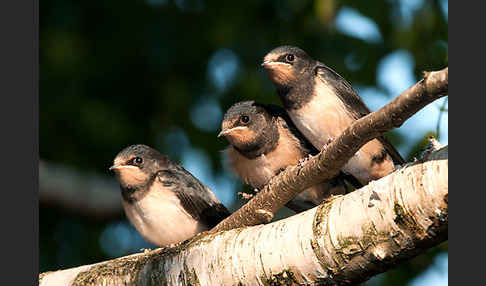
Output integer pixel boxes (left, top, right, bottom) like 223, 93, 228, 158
39, 147, 448, 286
213, 67, 448, 232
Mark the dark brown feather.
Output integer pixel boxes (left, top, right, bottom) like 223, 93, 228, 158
157, 166, 231, 228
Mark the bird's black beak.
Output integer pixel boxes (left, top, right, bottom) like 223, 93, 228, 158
261, 61, 271, 67
217, 129, 229, 138
218, 126, 246, 138
262, 60, 290, 69
109, 163, 122, 171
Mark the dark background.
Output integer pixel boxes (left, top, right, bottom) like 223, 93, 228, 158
40, 0, 448, 285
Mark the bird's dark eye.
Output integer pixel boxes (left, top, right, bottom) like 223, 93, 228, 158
161, 181, 174, 187
240, 115, 250, 124
286, 54, 295, 62
133, 157, 143, 165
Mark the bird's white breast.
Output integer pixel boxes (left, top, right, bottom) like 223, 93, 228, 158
288, 79, 354, 149
287, 78, 375, 183
122, 188, 205, 247
226, 148, 282, 189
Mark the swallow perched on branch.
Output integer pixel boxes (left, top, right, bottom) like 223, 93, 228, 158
110, 144, 230, 247
262, 46, 404, 184
219, 101, 359, 213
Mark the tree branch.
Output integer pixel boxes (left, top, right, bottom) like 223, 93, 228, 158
39, 146, 448, 285
212, 67, 448, 232
40, 160, 122, 218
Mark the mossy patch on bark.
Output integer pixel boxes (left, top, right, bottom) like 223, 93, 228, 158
177, 263, 200, 286
393, 203, 423, 238
260, 269, 299, 286
309, 196, 343, 277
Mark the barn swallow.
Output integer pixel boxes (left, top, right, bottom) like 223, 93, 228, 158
110, 144, 230, 247
219, 101, 360, 213
262, 46, 404, 184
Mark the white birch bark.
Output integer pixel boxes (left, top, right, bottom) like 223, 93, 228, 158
39, 146, 448, 286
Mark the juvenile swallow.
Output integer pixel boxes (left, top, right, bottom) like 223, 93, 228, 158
262, 46, 404, 184
110, 144, 230, 247
219, 101, 358, 213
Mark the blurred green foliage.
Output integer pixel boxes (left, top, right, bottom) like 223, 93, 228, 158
40, 0, 448, 284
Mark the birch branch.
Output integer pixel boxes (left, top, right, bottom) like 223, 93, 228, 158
213, 67, 448, 232
39, 146, 448, 286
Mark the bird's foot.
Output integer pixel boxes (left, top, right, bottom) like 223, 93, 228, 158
322, 138, 334, 150
166, 241, 184, 249
238, 192, 254, 200
140, 248, 152, 254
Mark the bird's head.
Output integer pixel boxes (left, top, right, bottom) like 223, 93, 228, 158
110, 144, 167, 189
262, 45, 313, 89
219, 101, 277, 154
